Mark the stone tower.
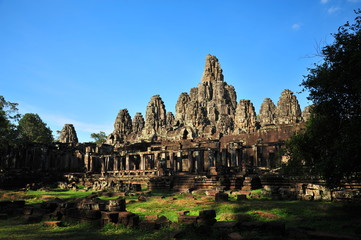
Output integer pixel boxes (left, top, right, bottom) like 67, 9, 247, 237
59, 124, 78, 144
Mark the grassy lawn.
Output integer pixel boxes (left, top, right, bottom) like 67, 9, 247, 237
1, 189, 361, 239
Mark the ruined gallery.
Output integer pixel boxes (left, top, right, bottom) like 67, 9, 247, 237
1, 55, 358, 201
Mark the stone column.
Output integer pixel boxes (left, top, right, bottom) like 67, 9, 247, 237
177, 151, 182, 172
161, 152, 166, 169
194, 150, 200, 173
221, 149, 227, 166
253, 145, 258, 167
140, 154, 145, 170
169, 152, 174, 170
125, 154, 130, 170
209, 149, 215, 167
203, 149, 210, 171
230, 148, 236, 167
189, 150, 194, 173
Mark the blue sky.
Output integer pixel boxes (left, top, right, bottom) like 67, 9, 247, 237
1, 0, 360, 142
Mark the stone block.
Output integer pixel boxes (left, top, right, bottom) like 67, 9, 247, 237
118, 211, 139, 227
199, 210, 216, 219
82, 209, 101, 220
139, 220, 159, 230
156, 215, 171, 228
215, 192, 228, 202
236, 194, 247, 201
101, 211, 119, 223
108, 198, 126, 212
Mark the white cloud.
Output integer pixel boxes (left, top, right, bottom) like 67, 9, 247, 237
291, 23, 301, 30
328, 7, 341, 14
320, 0, 329, 4
42, 113, 113, 134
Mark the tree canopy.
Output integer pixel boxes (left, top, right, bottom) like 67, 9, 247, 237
285, 10, 361, 188
90, 131, 107, 145
18, 113, 53, 144
0, 96, 20, 148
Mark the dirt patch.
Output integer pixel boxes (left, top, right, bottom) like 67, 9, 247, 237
39, 195, 56, 200
253, 211, 278, 219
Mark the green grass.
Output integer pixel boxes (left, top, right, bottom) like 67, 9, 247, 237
1, 190, 361, 239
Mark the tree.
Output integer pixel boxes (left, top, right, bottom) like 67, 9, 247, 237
90, 131, 107, 145
18, 113, 53, 144
285, 10, 361, 188
0, 96, 20, 147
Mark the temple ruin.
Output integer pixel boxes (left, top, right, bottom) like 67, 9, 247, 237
1, 55, 359, 201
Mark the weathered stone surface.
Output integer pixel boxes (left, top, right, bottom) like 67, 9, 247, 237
114, 109, 133, 136
175, 55, 237, 137
143, 95, 167, 140
259, 98, 276, 126
132, 112, 144, 134
276, 89, 302, 124
166, 112, 175, 129
107, 109, 132, 144
302, 105, 312, 122
234, 100, 257, 133
59, 124, 78, 144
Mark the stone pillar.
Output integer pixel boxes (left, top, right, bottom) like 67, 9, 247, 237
231, 148, 236, 167
177, 151, 182, 172
194, 151, 200, 173
161, 152, 166, 169
189, 150, 194, 173
169, 152, 174, 169
140, 154, 145, 170
203, 149, 210, 172
253, 145, 258, 167
221, 149, 227, 167
209, 149, 215, 167
125, 154, 130, 170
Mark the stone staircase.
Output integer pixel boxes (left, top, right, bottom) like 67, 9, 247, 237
171, 174, 196, 192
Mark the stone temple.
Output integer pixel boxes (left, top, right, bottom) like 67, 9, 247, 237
101, 54, 305, 178
7, 54, 355, 201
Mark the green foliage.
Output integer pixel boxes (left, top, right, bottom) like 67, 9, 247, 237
18, 113, 53, 144
0, 95, 20, 148
285, 10, 361, 188
90, 131, 107, 145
